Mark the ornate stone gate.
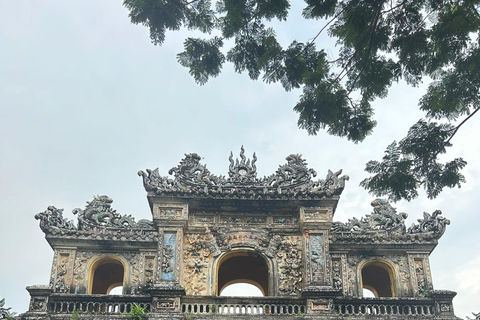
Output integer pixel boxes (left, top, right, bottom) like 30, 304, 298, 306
22, 148, 460, 319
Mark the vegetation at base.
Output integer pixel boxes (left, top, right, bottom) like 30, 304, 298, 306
0, 298, 16, 320
124, 303, 149, 320
71, 309, 80, 320
123, 0, 480, 201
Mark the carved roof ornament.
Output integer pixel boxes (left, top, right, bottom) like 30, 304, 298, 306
332, 199, 408, 234
73, 195, 154, 231
35, 206, 76, 233
138, 148, 349, 199
35, 195, 155, 236
407, 210, 450, 238
331, 199, 450, 243
228, 146, 257, 184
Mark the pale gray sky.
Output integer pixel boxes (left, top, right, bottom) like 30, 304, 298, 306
0, 1, 479, 318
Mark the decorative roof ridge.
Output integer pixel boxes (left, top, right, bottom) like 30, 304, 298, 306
35, 195, 155, 235
138, 148, 349, 199
331, 199, 450, 242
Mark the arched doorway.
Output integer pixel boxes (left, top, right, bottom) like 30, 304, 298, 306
89, 258, 125, 294
216, 251, 269, 296
361, 261, 395, 297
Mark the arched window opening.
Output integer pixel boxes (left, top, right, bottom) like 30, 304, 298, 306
90, 259, 124, 294
220, 283, 264, 297
217, 251, 269, 296
109, 285, 123, 295
361, 262, 395, 298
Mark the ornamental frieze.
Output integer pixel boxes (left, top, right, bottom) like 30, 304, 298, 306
138, 147, 349, 200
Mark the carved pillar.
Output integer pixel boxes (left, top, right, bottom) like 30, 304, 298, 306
142, 252, 157, 289
300, 206, 340, 315
151, 200, 188, 287
300, 206, 334, 288
331, 254, 347, 295
148, 200, 188, 317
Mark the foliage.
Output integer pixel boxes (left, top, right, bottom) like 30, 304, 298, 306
419, 289, 430, 298
210, 301, 217, 313
124, 303, 149, 320
0, 298, 16, 320
71, 309, 80, 320
123, 0, 480, 201
360, 120, 467, 201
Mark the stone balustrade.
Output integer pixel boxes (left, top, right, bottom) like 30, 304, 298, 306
25, 291, 454, 319
333, 298, 436, 316
181, 296, 306, 315
47, 294, 151, 315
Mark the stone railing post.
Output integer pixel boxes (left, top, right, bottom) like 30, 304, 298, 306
148, 284, 185, 320
19, 285, 52, 319
430, 290, 457, 317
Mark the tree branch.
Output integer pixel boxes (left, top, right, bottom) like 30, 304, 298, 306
468, 0, 480, 19
310, 5, 348, 43
445, 106, 480, 147
381, 0, 407, 14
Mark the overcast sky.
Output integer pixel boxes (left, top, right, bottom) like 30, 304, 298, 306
0, 1, 479, 318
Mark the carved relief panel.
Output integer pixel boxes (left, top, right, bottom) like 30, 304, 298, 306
300, 207, 333, 225
157, 229, 183, 284
72, 251, 94, 293
409, 254, 434, 296
162, 232, 177, 280
182, 233, 212, 295
388, 254, 410, 297
277, 235, 304, 296
346, 255, 361, 297
305, 232, 330, 285
51, 250, 75, 293
144, 255, 156, 289
122, 252, 142, 294
331, 254, 345, 294
153, 203, 188, 221
189, 212, 298, 229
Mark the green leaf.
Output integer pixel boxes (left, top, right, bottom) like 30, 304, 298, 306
177, 37, 225, 85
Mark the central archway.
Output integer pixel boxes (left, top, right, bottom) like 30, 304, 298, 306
216, 251, 270, 296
